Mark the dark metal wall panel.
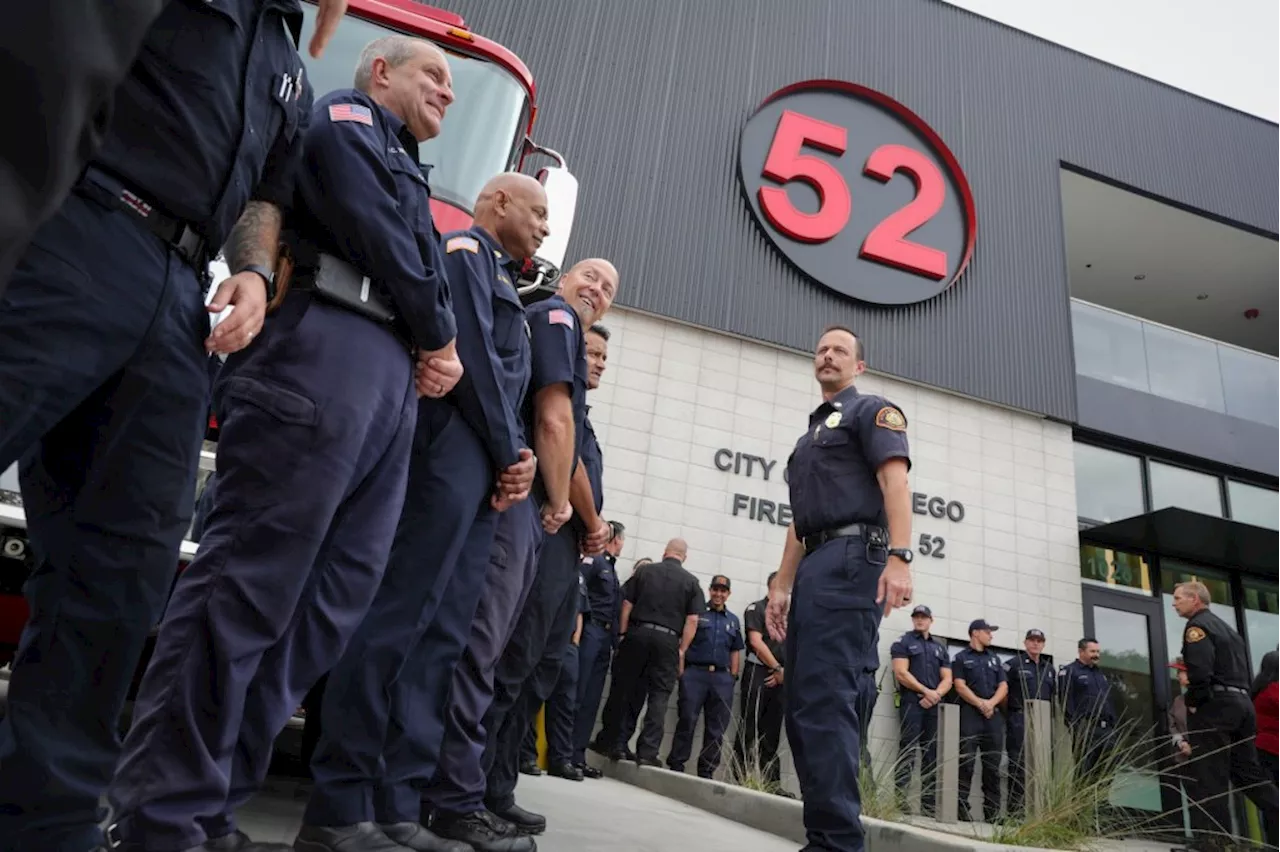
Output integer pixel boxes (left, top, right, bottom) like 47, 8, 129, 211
435, 0, 1278, 420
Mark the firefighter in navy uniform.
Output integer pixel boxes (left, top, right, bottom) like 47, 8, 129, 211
890, 605, 952, 817
571, 522, 626, 777
1004, 628, 1055, 816
734, 572, 789, 788
298, 173, 548, 852
1059, 637, 1117, 778
666, 575, 745, 778
952, 620, 1007, 822
106, 37, 468, 852
1173, 581, 1278, 852
765, 326, 914, 852
0, 3, 322, 850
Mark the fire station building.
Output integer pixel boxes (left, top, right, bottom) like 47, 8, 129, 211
447, 0, 1280, 807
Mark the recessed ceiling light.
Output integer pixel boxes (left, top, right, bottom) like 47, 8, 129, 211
1196, 293, 1209, 300
1134, 274, 1146, 280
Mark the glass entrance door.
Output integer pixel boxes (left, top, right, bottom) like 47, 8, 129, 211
1081, 585, 1171, 814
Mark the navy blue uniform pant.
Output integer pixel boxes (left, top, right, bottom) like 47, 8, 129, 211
1005, 710, 1027, 813
856, 670, 877, 767
107, 294, 417, 850
734, 662, 786, 785
958, 706, 1004, 820
542, 640, 581, 766
0, 192, 209, 852
784, 538, 882, 852
897, 698, 940, 813
425, 498, 542, 817
668, 668, 735, 778
305, 398, 497, 826
483, 528, 582, 811
571, 621, 614, 765
0, 0, 164, 291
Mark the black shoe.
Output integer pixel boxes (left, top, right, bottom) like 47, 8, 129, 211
294, 822, 414, 851
488, 804, 545, 836
431, 811, 536, 852
546, 762, 583, 781
664, 761, 684, 772
99, 829, 291, 852
379, 822, 474, 852
517, 759, 542, 777
637, 756, 661, 768
579, 764, 603, 779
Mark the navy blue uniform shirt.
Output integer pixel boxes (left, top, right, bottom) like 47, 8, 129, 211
1005, 652, 1056, 713
890, 631, 951, 693
1060, 660, 1116, 726
523, 296, 588, 503
581, 411, 604, 515
439, 227, 529, 469
786, 384, 911, 538
95, 0, 310, 251
577, 573, 590, 616
686, 606, 745, 670
292, 89, 455, 352
953, 647, 1006, 702
582, 553, 621, 628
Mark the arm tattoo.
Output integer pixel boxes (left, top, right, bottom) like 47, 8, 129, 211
223, 201, 282, 271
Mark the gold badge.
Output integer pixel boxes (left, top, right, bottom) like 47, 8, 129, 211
875, 406, 907, 432
1185, 626, 1206, 643
825, 412, 842, 428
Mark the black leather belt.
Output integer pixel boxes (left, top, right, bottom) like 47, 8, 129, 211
590, 616, 613, 631
633, 621, 677, 636
78, 166, 208, 271
686, 663, 727, 672
1212, 684, 1249, 696
802, 522, 884, 554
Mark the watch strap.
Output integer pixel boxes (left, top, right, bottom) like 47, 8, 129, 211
237, 262, 277, 301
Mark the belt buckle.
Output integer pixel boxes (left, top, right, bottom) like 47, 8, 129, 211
709, 665, 717, 672
174, 224, 204, 266
105, 822, 124, 849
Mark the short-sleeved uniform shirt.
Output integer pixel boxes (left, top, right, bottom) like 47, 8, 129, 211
523, 296, 588, 505
743, 598, 785, 665
686, 606, 745, 669
786, 384, 911, 538
582, 553, 621, 629
1059, 661, 1116, 726
890, 631, 951, 693
1005, 653, 1056, 713
953, 647, 1006, 702
626, 557, 704, 634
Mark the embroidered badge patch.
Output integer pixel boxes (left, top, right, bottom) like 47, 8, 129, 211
328, 103, 373, 125
548, 308, 574, 328
1185, 626, 1206, 643
875, 406, 907, 431
445, 235, 479, 254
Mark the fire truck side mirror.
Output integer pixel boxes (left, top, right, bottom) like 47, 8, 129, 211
534, 164, 579, 277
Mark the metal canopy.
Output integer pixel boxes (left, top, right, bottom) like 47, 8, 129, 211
1083, 507, 1278, 576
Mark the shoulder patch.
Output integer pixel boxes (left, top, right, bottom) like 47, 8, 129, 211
446, 235, 479, 254
875, 406, 907, 431
328, 103, 373, 126
1185, 626, 1206, 643
548, 308, 575, 329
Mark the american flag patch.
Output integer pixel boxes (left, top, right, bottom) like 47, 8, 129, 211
548, 309, 574, 328
328, 103, 373, 125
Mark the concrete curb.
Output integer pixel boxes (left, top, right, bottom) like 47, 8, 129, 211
586, 754, 1058, 851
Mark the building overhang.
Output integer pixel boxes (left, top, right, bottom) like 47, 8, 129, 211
1082, 507, 1277, 576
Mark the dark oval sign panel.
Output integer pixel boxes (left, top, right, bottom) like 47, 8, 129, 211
738, 80, 977, 305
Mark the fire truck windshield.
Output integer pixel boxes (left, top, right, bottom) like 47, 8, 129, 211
298, 4, 530, 213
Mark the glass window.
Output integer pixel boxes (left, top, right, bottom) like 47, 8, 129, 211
1160, 563, 1236, 677
1074, 443, 1145, 524
1218, 344, 1279, 428
1243, 581, 1279, 670
1148, 461, 1223, 517
297, 4, 529, 212
1142, 323, 1226, 413
1071, 301, 1151, 392
1228, 481, 1279, 531
0, 463, 17, 496
1079, 544, 1153, 595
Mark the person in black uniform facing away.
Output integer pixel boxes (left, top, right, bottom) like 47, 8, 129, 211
734, 572, 788, 787
890, 604, 952, 817
1003, 628, 1055, 817
666, 575, 744, 778
952, 619, 1007, 822
1059, 637, 1117, 778
765, 326, 914, 852
597, 539, 705, 765
1173, 581, 1278, 851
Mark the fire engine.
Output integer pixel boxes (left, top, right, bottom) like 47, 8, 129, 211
0, 0, 579, 671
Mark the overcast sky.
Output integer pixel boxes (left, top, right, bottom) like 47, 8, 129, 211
941, 0, 1279, 122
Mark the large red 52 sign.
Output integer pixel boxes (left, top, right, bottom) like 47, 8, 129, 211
739, 80, 977, 305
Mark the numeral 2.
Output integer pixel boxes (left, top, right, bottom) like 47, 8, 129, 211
757, 110, 950, 279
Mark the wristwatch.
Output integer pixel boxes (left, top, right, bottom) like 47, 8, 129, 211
237, 263, 277, 303
888, 548, 914, 564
